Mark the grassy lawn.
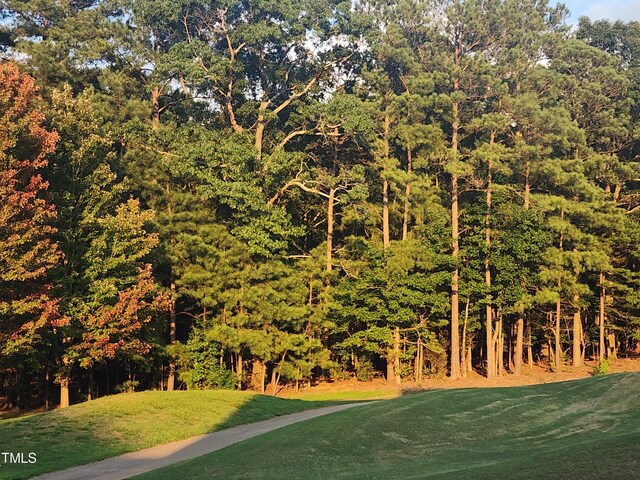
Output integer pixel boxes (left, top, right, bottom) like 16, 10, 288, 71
0, 390, 336, 480
135, 373, 640, 480
285, 388, 398, 402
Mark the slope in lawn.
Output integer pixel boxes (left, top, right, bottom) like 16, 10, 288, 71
136, 373, 640, 480
0, 390, 333, 480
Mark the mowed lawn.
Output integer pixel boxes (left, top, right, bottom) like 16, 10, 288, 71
136, 373, 640, 480
0, 390, 335, 480
286, 388, 398, 402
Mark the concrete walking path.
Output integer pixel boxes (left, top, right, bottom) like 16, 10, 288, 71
31, 402, 369, 480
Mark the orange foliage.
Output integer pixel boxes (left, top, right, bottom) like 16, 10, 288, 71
75, 265, 171, 368
0, 62, 62, 342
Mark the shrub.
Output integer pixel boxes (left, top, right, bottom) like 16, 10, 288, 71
115, 380, 139, 393
179, 329, 236, 390
592, 359, 609, 376
355, 358, 376, 382
188, 362, 236, 390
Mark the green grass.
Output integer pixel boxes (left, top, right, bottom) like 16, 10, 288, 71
0, 390, 336, 480
286, 388, 398, 402
136, 373, 640, 480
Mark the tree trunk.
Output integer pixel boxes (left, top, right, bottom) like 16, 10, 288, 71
386, 353, 395, 383
151, 86, 161, 130
402, 147, 412, 241
59, 375, 70, 408
572, 294, 582, 367
251, 360, 266, 394
555, 210, 564, 371
236, 353, 243, 390
449, 54, 461, 379
485, 153, 494, 378
521, 159, 530, 374
224, 44, 243, 134
508, 321, 514, 371
271, 367, 278, 396
515, 317, 524, 375
524, 160, 530, 210
450, 173, 461, 379
555, 296, 561, 371
527, 322, 533, 371
383, 102, 391, 249
45, 370, 50, 410
255, 103, 268, 165
167, 282, 177, 391
613, 183, 622, 201
462, 298, 469, 378
227, 98, 242, 133
497, 311, 505, 376
326, 187, 336, 276
415, 335, 423, 382
394, 327, 401, 385
383, 178, 390, 248
599, 272, 606, 361
88, 371, 94, 401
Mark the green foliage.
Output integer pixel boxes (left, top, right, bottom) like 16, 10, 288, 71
355, 358, 377, 382
2, 0, 640, 409
181, 331, 236, 390
115, 380, 140, 394
592, 359, 609, 376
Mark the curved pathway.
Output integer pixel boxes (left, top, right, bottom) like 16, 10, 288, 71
31, 402, 370, 480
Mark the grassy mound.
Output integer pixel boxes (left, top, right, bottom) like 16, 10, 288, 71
136, 373, 640, 480
0, 390, 334, 480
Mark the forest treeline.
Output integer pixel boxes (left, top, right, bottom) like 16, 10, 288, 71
1, 0, 639, 408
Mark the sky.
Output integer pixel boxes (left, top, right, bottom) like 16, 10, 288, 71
559, 0, 640, 24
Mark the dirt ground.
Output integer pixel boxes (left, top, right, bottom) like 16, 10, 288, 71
280, 357, 640, 398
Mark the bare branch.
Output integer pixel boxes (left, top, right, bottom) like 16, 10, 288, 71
276, 129, 309, 149
268, 180, 330, 206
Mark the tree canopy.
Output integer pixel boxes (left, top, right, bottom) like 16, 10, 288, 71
1, 0, 639, 408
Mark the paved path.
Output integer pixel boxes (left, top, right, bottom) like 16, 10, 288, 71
31, 403, 369, 480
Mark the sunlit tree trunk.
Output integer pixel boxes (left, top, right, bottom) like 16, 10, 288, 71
485, 150, 494, 378
599, 272, 606, 361
151, 86, 161, 130
326, 188, 336, 276
555, 293, 561, 371
462, 298, 469, 377
394, 327, 401, 384
515, 317, 524, 375
449, 45, 462, 379
236, 354, 243, 390
572, 293, 582, 367
167, 282, 177, 391
402, 147, 412, 241
527, 323, 534, 371
555, 210, 564, 371
59, 376, 70, 408
497, 310, 505, 376
382, 102, 391, 249
518, 158, 530, 373
450, 171, 461, 379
